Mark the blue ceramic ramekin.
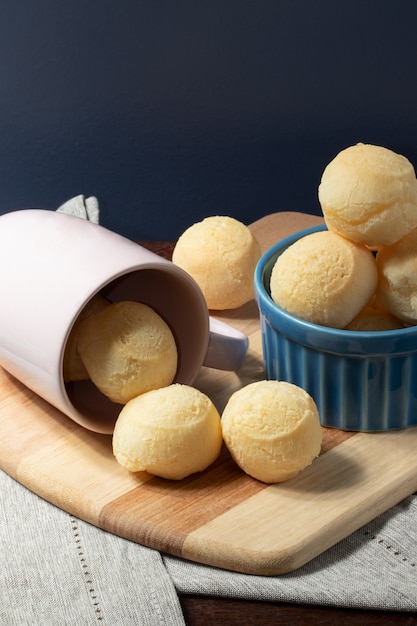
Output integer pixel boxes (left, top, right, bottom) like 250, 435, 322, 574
254, 225, 417, 431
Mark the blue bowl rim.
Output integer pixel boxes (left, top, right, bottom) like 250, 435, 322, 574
254, 224, 417, 357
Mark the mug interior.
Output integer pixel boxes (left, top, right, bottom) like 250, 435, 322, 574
64, 264, 209, 432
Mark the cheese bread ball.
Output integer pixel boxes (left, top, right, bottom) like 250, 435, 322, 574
172, 215, 261, 310
77, 301, 178, 404
63, 293, 110, 382
345, 297, 404, 331
270, 230, 378, 328
318, 143, 417, 247
222, 380, 322, 483
376, 228, 417, 325
113, 384, 222, 480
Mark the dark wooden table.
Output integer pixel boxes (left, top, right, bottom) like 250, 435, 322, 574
179, 595, 417, 625
144, 241, 417, 626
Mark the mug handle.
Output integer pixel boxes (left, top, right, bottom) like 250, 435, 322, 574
204, 317, 249, 371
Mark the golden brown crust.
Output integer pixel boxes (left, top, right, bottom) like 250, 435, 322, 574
112, 384, 222, 479
345, 297, 404, 331
318, 143, 417, 247
172, 216, 261, 310
221, 380, 322, 483
270, 231, 378, 328
77, 301, 178, 404
376, 228, 417, 325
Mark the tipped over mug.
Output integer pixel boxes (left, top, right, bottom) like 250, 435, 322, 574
0, 209, 248, 433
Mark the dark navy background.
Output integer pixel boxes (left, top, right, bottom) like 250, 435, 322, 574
0, 1, 416, 240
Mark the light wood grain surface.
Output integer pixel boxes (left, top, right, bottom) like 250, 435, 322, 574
1, 211, 417, 576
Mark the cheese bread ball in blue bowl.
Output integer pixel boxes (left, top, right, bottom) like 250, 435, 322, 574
254, 225, 417, 431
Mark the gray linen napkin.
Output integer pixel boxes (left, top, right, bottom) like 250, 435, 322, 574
0, 469, 185, 626
56, 194, 100, 223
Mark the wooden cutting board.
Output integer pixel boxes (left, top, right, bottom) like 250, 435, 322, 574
2, 211, 417, 576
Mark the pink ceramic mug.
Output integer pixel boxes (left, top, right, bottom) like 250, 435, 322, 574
0, 209, 248, 433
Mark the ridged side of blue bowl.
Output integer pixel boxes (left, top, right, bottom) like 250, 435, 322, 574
255, 225, 417, 432
259, 312, 417, 431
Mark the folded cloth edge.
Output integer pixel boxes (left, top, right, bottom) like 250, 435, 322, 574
56, 195, 100, 223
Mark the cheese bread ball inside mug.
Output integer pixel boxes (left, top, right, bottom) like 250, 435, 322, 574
172, 215, 261, 310
77, 300, 178, 404
270, 230, 378, 328
318, 143, 417, 247
222, 380, 322, 483
63, 293, 110, 382
113, 384, 223, 480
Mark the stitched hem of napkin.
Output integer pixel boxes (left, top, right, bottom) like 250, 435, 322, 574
362, 528, 416, 568
71, 516, 105, 623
